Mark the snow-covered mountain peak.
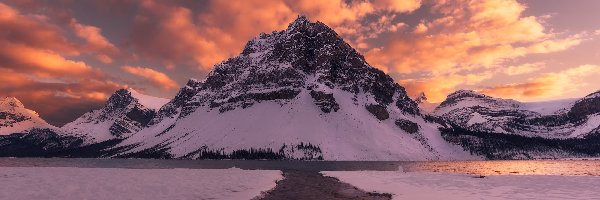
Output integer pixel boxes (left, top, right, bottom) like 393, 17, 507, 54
0, 97, 25, 108
63, 89, 163, 142
287, 15, 311, 30
581, 90, 600, 100
436, 90, 520, 116
105, 89, 135, 111
127, 88, 169, 110
0, 97, 54, 135
435, 89, 600, 138
198, 16, 419, 115
108, 17, 474, 160
445, 90, 488, 100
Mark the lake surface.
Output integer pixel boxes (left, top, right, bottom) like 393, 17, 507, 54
0, 158, 599, 176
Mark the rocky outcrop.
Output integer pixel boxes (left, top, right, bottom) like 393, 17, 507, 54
310, 90, 340, 113
395, 119, 419, 134
366, 104, 389, 120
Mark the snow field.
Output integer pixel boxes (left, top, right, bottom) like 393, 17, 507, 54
0, 167, 282, 200
322, 170, 600, 200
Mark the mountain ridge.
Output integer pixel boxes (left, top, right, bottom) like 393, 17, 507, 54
1, 16, 600, 160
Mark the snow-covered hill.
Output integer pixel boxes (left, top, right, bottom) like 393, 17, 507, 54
0, 97, 55, 135
433, 90, 600, 138
62, 88, 169, 143
433, 90, 600, 159
111, 16, 476, 161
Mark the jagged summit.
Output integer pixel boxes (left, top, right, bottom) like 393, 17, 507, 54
0, 97, 54, 135
109, 16, 472, 161
63, 88, 168, 142
286, 15, 332, 33
287, 15, 311, 30
105, 89, 135, 111
0, 97, 25, 109
197, 16, 419, 115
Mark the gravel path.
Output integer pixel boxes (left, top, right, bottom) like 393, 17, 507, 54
259, 170, 391, 200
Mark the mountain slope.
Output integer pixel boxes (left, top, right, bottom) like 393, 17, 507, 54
113, 16, 476, 161
436, 90, 600, 159
433, 90, 599, 138
0, 97, 55, 135
62, 89, 169, 143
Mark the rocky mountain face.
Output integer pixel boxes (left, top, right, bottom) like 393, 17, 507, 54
436, 90, 600, 159
154, 16, 419, 118
109, 16, 473, 161
62, 89, 168, 143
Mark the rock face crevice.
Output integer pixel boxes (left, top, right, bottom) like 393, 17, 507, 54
395, 119, 420, 134
366, 104, 389, 121
310, 90, 340, 113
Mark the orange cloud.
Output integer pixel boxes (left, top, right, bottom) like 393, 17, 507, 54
70, 19, 119, 61
129, 0, 424, 71
122, 65, 178, 90
0, 2, 127, 126
481, 65, 600, 100
0, 2, 79, 55
400, 73, 493, 102
503, 63, 544, 75
0, 40, 96, 77
372, 0, 421, 13
365, 0, 582, 75
0, 68, 125, 126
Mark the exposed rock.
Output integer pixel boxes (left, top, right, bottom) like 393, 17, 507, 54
310, 90, 340, 113
366, 104, 389, 120
395, 119, 420, 134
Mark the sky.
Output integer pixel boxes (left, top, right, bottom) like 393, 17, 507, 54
1, 0, 600, 126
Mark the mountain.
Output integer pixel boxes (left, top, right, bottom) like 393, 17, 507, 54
107, 16, 475, 160
436, 90, 600, 159
0, 97, 55, 135
0, 97, 89, 157
435, 90, 600, 138
63, 88, 169, 143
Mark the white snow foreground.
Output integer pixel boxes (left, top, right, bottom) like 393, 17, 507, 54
322, 170, 600, 200
0, 167, 282, 200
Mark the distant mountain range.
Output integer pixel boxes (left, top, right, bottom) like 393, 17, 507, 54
2, 16, 599, 160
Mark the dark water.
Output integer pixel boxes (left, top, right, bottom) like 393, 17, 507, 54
0, 158, 598, 176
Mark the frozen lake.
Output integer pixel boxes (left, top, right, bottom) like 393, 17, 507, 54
1, 158, 599, 176
2, 158, 600, 200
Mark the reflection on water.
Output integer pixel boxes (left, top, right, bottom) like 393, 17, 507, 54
0, 158, 598, 176
402, 160, 600, 176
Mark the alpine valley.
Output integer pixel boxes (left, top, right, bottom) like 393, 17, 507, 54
2, 17, 600, 160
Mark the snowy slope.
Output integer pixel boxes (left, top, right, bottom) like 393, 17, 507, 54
128, 89, 170, 110
434, 90, 600, 138
0, 97, 55, 135
62, 89, 168, 143
520, 98, 577, 115
113, 16, 476, 161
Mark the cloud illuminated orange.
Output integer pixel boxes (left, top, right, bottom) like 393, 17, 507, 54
481, 65, 600, 100
122, 66, 178, 90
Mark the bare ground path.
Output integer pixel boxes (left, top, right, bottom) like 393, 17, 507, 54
258, 170, 391, 200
